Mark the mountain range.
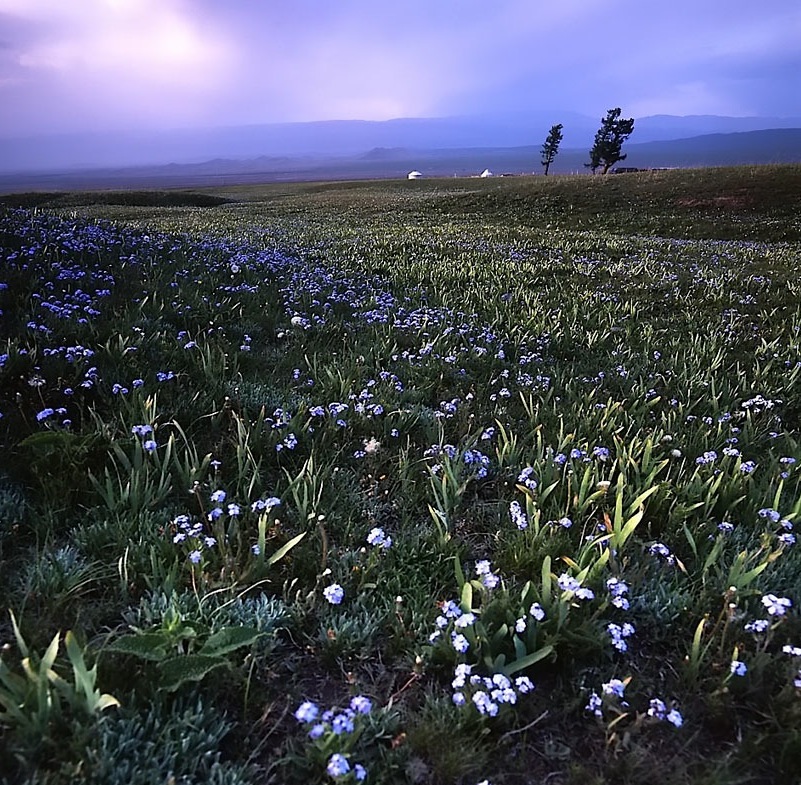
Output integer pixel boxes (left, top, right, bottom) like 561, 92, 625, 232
0, 115, 799, 191
2, 112, 801, 173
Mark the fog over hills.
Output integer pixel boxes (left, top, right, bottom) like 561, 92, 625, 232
1, 125, 800, 193
2, 113, 801, 174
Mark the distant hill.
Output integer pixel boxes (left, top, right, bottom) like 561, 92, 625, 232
0, 128, 799, 192
2, 113, 801, 174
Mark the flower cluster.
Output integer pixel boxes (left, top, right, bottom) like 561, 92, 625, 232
293, 697, 371, 781
586, 680, 682, 728
131, 423, 157, 453
557, 573, 594, 601
366, 527, 392, 549
451, 663, 535, 716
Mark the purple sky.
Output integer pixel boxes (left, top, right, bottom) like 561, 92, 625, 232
1, 0, 800, 137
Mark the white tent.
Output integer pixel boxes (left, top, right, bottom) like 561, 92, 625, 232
407, 170, 423, 180
479, 168, 493, 178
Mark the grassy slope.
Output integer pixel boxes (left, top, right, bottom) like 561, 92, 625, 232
2, 164, 801, 785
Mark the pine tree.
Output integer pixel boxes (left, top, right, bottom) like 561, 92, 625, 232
586, 108, 635, 174
540, 123, 564, 176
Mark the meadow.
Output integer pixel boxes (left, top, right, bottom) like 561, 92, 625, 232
1, 165, 801, 784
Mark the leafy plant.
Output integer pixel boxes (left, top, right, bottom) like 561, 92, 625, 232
0, 612, 118, 773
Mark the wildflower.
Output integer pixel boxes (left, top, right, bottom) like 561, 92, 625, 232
452, 633, 470, 653
740, 461, 757, 474
745, 619, 770, 634
210, 489, 226, 504
517, 466, 538, 491
331, 713, 354, 734
515, 617, 527, 633
602, 679, 626, 698
366, 527, 392, 548
695, 451, 718, 465
557, 516, 573, 529
472, 691, 499, 717
441, 600, 462, 619
251, 496, 281, 513
227, 503, 241, 516
730, 660, 747, 676
762, 594, 792, 616
515, 676, 534, 693
324, 584, 345, 605
326, 754, 350, 778
758, 508, 781, 522
666, 709, 684, 727
349, 695, 372, 714
509, 500, 528, 530
481, 572, 500, 589
188, 550, 202, 564
354, 764, 367, 782
308, 723, 325, 739
782, 645, 801, 657
131, 424, 153, 438
607, 578, 631, 609
454, 613, 476, 629
607, 622, 636, 652
475, 560, 500, 588
557, 573, 581, 593
529, 603, 545, 621
363, 437, 381, 454
649, 542, 675, 564
585, 691, 603, 716
294, 701, 319, 723
251, 544, 261, 555
452, 663, 472, 688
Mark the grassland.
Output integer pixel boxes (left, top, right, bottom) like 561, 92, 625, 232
1, 165, 801, 784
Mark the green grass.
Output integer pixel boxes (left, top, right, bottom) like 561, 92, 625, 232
1, 164, 801, 784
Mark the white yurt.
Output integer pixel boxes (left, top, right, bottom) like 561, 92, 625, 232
407, 170, 423, 180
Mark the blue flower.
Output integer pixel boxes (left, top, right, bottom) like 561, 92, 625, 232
730, 660, 747, 676
451, 633, 469, 653
326, 753, 350, 778
762, 594, 792, 616
349, 695, 372, 714
294, 701, 319, 723
509, 500, 528, 530
324, 584, 344, 605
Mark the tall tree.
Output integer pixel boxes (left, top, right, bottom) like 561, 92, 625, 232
540, 123, 564, 176
586, 108, 635, 174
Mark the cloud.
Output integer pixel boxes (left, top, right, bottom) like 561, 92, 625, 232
0, 0, 234, 131
0, 0, 799, 136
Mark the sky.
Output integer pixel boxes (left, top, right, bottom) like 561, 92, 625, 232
1, 0, 800, 138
